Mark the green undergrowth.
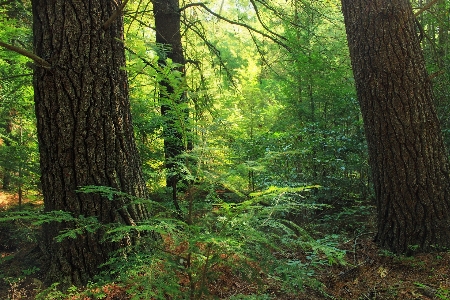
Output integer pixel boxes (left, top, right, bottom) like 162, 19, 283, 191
1, 184, 352, 299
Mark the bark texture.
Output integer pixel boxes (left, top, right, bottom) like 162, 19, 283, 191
32, 0, 149, 286
341, 0, 450, 253
153, 0, 188, 210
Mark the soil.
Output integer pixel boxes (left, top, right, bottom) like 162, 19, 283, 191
0, 190, 449, 299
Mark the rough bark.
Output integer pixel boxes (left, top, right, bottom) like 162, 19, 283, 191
153, 0, 188, 210
341, 0, 450, 253
32, 0, 149, 286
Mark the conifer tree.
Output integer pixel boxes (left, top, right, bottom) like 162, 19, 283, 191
32, 0, 149, 285
342, 0, 450, 253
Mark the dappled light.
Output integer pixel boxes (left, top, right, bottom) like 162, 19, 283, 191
1, 0, 450, 299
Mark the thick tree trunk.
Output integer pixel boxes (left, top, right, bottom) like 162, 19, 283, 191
341, 0, 450, 253
32, 0, 149, 286
153, 0, 189, 211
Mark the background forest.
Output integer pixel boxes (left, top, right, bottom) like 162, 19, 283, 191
1, 0, 450, 299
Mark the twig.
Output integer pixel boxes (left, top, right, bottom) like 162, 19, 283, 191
179, 2, 208, 12
416, 284, 438, 299
414, 0, 440, 17
180, 2, 290, 51
0, 40, 51, 69
0, 73, 33, 80
429, 70, 445, 80
248, 0, 286, 43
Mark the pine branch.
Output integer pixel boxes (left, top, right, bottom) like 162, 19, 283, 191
248, 29, 282, 78
179, 2, 290, 51
183, 20, 238, 88
0, 40, 51, 69
248, 0, 287, 43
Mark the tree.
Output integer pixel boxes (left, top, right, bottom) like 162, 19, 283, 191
341, 0, 450, 253
32, 0, 149, 286
153, 0, 189, 212
0, 0, 37, 195
412, 0, 450, 147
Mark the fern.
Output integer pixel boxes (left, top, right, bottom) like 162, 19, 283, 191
2, 183, 348, 298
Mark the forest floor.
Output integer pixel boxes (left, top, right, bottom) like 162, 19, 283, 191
1, 190, 449, 300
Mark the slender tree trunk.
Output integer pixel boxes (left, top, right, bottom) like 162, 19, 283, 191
153, 0, 189, 212
1, 110, 13, 191
430, 0, 450, 146
33, 0, 149, 286
341, 0, 450, 253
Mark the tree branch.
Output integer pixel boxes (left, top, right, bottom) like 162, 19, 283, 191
103, 0, 130, 29
248, 0, 287, 43
429, 70, 445, 80
0, 40, 51, 69
179, 2, 208, 12
0, 0, 15, 7
248, 29, 282, 78
0, 73, 33, 81
180, 2, 290, 51
184, 20, 237, 87
414, 0, 440, 17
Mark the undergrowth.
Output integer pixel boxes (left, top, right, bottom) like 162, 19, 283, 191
1, 184, 348, 299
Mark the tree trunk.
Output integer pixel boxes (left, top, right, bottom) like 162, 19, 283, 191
32, 0, 149, 286
341, 0, 450, 254
1, 109, 14, 191
153, 0, 189, 211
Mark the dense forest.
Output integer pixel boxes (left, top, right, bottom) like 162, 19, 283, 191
1, 0, 450, 299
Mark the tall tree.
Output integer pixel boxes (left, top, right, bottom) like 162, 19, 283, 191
153, 0, 188, 211
0, 0, 34, 193
341, 0, 450, 253
32, 0, 149, 286
414, 0, 450, 147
